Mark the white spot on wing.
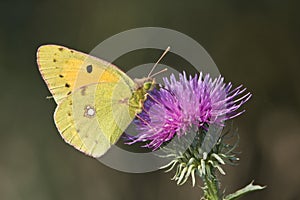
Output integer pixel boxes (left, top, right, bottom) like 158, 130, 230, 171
84, 105, 96, 118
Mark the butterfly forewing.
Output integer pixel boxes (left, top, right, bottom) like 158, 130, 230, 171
37, 44, 133, 104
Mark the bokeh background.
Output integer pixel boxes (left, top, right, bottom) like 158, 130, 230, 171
1, 0, 300, 199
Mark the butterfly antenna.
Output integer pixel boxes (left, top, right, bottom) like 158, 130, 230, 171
150, 68, 168, 78
147, 46, 170, 77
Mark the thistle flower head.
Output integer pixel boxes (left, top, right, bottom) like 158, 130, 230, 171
129, 72, 251, 150
126, 71, 264, 197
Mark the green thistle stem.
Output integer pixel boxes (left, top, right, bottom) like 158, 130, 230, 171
201, 170, 220, 200
200, 162, 221, 200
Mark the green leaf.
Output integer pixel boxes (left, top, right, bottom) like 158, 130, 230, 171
224, 181, 266, 200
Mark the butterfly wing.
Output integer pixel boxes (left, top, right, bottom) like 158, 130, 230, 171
37, 44, 136, 157
37, 44, 133, 103
54, 81, 135, 157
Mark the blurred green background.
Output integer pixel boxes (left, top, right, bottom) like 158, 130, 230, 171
1, 0, 300, 199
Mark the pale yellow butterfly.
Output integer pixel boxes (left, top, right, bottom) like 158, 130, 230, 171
37, 44, 168, 157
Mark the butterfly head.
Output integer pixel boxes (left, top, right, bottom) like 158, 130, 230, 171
134, 77, 155, 92
143, 80, 153, 91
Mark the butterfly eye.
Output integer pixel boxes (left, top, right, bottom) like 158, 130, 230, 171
143, 82, 152, 91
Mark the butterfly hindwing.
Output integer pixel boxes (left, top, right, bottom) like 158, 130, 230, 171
54, 81, 136, 157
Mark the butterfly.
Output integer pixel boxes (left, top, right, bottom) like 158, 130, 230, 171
37, 44, 168, 158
